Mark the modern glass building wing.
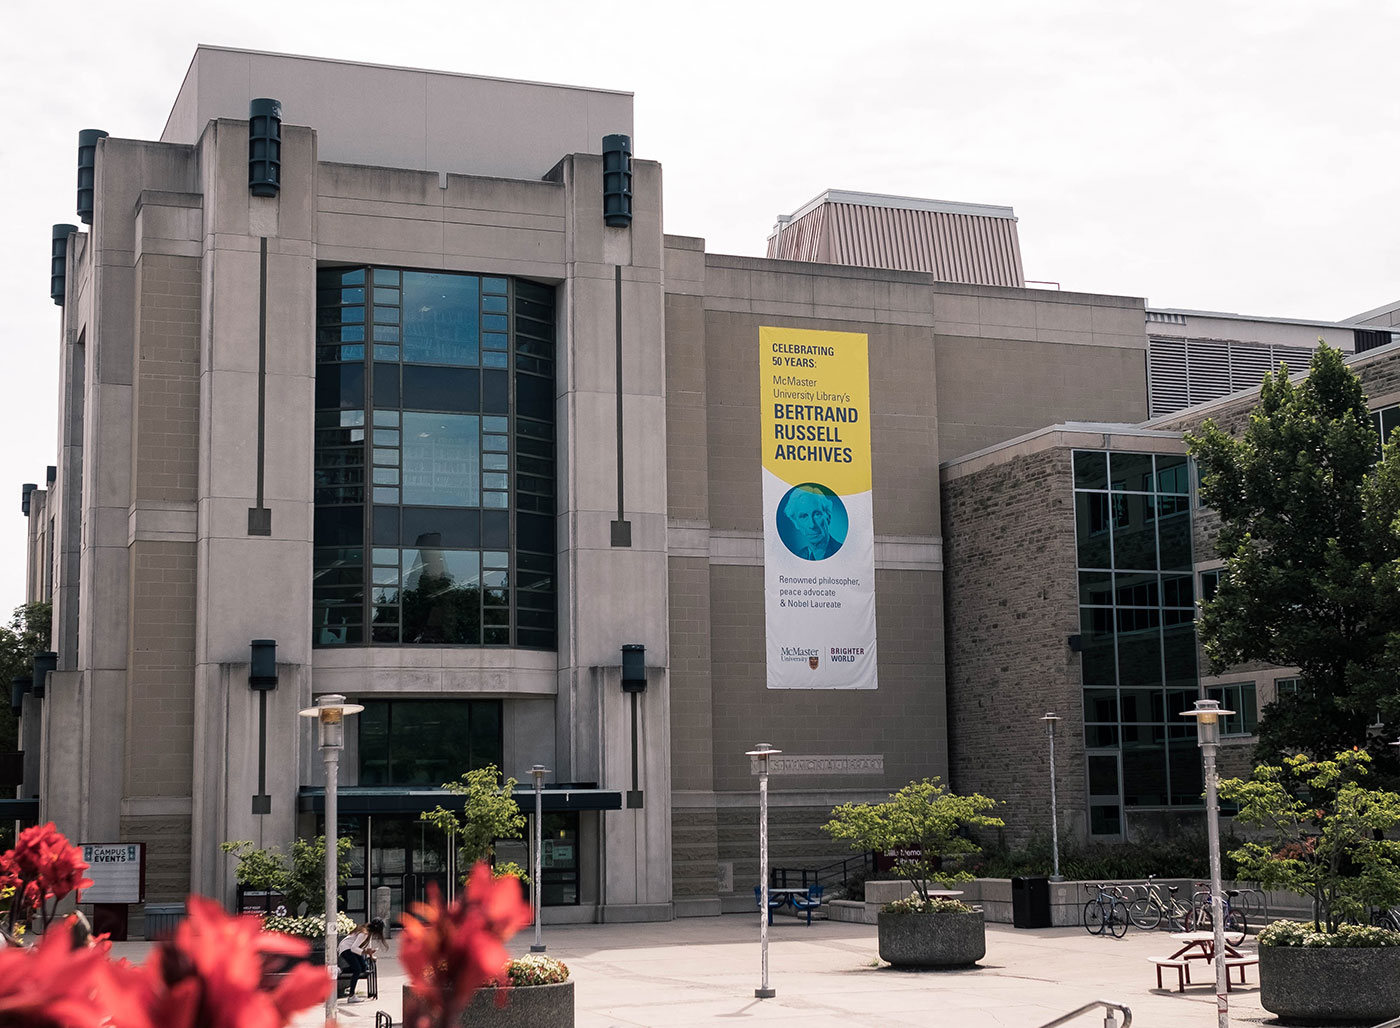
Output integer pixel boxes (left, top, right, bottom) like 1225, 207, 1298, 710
1073, 449, 1202, 836
313, 267, 557, 649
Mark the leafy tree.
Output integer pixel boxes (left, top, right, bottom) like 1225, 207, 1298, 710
823, 778, 1004, 904
0, 603, 51, 849
1187, 343, 1400, 765
221, 835, 353, 915
421, 765, 527, 879
1218, 749, 1400, 932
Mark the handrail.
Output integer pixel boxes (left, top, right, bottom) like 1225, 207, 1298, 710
1034, 999, 1132, 1028
1369, 1017, 1400, 1028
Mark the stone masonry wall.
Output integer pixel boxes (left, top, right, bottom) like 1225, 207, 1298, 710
942, 446, 1084, 849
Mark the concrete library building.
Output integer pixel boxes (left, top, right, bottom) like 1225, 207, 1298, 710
10, 46, 1400, 930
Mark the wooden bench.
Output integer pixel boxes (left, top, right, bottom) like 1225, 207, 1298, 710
1149, 954, 1258, 993
1224, 954, 1258, 989
1148, 956, 1192, 992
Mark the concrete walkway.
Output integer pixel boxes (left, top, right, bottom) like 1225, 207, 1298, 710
260, 913, 1272, 1028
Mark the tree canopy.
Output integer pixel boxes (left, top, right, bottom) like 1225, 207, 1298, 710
1186, 343, 1400, 765
1218, 749, 1400, 933
823, 778, 1003, 903
421, 765, 526, 879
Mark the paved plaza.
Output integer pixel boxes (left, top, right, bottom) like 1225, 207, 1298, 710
235, 913, 1280, 1027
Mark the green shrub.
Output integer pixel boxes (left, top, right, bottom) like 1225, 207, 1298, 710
967, 832, 1243, 883
824, 779, 1004, 904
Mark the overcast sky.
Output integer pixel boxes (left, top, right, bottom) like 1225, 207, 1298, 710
1, 0, 1397, 610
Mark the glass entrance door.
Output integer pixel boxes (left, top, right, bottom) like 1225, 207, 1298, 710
336, 815, 450, 926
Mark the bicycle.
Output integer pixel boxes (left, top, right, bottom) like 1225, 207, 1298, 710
1083, 882, 1129, 938
1192, 883, 1248, 935
1125, 875, 1197, 931
1370, 906, 1400, 931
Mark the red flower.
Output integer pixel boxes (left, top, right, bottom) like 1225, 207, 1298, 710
400, 864, 533, 1028
132, 895, 328, 1028
4, 823, 93, 929
0, 920, 144, 1028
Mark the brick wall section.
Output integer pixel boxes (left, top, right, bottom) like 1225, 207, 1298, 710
718, 805, 867, 892
126, 253, 199, 898
133, 255, 200, 502
668, 556, 714, 792
671, 806, 719, 899
665, 293, 709, 521
121, 813, 192, 903
126, 541, 196, 795
942, 446, 1084, 847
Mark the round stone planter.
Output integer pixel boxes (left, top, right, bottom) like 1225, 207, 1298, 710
877, 909, 986, 968
1260, 944, 1400, 1024
403, 980, 575, 1028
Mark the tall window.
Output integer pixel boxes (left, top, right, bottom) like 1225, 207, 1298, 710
1374, 403, 1400, 453
358, 699, 503, 786
314, 267, 557, 648
1074, 449, 1202, 835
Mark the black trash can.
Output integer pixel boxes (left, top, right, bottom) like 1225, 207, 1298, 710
1012, 876, 1052, 928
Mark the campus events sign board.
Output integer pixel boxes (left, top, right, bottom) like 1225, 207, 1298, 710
80, 843, 145, 903
760, 326, 877, 689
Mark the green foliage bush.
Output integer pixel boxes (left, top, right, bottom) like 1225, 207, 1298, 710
421, 765, 527, 878
221, 835, 354, 915
824, 779, 1004, 905
1220, 749, 1400, 933
966, 831, 1242, 883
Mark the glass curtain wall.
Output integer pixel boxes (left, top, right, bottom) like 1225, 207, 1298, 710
1073, 449, 1202, 836
313, 267, 557, 649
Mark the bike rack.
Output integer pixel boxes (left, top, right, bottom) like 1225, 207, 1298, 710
1035, 999, 1132, 1028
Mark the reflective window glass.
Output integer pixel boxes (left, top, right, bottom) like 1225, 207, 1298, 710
403, 273, 479, 366
402, 413, 480, 507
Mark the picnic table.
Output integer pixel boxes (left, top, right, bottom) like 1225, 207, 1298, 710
754, 886, 823, 924
1148, 931, 1257, 992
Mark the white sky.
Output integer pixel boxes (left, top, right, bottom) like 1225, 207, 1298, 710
1, 0, 1397, 609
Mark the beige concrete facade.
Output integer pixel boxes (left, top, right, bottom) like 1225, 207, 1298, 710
28, 45, 1396, 931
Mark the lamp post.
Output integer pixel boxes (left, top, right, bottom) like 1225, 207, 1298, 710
300, 694, 363, 1022
1041, 713, 1063, 881
746, 743, 781, 999
1182, 697, 1234, 1028
530, 764, 550, 953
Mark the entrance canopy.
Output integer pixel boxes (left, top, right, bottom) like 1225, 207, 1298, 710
297, 785, 623, 815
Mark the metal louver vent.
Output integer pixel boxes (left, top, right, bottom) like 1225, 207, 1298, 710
1148, 338, 1335, 418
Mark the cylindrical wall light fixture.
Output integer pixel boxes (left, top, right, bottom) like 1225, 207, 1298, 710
602, 134, 633, 227
51, 224, 77, 306
77, 130, 108, 225
248, 98, 282, 198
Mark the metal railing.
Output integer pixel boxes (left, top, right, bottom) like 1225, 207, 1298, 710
1035, 999, 1132, 1028
769, 852, 874, 894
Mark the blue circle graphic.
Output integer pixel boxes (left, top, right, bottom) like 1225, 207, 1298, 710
776, 483, 848, 561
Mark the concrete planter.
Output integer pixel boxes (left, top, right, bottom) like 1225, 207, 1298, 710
403, 981, 575, 1027
877, 910, 985, 968
1260, 945, 1400, 1024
